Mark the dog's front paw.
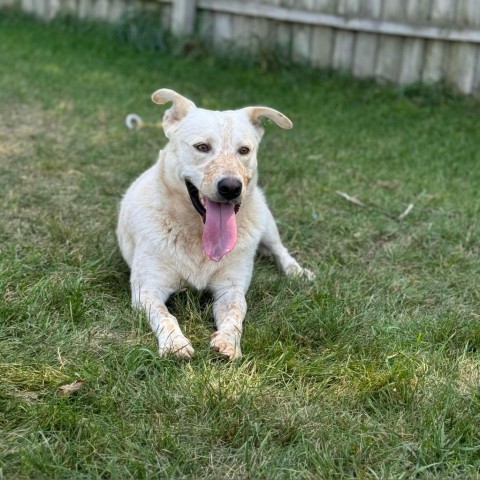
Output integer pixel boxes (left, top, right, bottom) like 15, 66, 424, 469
285, 262, 316, 281
300, 267, 316, 281
210, 331, 242, 360
159, 334, 194, 359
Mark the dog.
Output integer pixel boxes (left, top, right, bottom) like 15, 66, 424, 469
117, 89, 314, 360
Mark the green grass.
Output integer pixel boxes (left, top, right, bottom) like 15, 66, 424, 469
1, 10, 480, 479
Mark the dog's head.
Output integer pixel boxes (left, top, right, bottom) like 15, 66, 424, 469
152, 88, 292, 261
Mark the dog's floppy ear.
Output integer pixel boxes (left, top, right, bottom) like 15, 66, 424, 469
151, 88, 196, 136
243, 106, 293, 129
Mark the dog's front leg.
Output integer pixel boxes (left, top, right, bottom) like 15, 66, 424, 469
131, 265, 194, 358
210, 284, 247, 360
260, 206, 315, 280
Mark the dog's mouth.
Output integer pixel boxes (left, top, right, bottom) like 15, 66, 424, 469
185, 180, 207, 220
185, 180, 241, 262
185, 181, 240, 222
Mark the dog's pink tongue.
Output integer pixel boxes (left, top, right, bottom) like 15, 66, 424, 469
203, 199, 237, 261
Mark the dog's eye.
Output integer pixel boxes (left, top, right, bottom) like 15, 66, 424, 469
238, 146, 250, 155
194, 143, 211, 153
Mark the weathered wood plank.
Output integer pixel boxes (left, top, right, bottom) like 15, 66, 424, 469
449, 42, 477, 93
252, 15, 271, 48
276, 20, 292, 54
20, 0, 43, 15
472, 0, 480, 94
44, 0, 57, 18
172, 0, 196, 36
398, 0, 430, 84
375, 0, 405, 83
161, 5, 172, 30
423, 42, 448, 83
353, 0, 381, 78
197, 9, 215, 43
332, 0, 360, 72
473, 47, 480, 94
311, 0, 335, 69
92, 0, 109, 19
292, 24, 311, 62
449, 0, 479, 93
422, 0, 456, 83
213, 13, 233, 47
78, 0, 92, 19
292, 0, 314, 63
230, 14, 251, 48
107, 0, 126, 22
400, 38, 425, 84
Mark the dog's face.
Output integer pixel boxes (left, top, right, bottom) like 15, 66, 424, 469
152, 89, 292, 261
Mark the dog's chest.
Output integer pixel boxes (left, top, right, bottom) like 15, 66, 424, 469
152, 212, 259, 291
149, 213, 217, 287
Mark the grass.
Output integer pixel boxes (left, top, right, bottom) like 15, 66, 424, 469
1, 10, 480, 479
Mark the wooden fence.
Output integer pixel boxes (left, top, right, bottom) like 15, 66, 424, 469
3, 0, 480, 94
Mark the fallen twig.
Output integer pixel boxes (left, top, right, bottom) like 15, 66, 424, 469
398, 203, 414, 220
335, 190, 365, 207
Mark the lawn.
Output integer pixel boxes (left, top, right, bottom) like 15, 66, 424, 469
1, 11, 480, 480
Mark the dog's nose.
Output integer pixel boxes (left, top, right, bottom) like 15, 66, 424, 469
217, 177, 242, 200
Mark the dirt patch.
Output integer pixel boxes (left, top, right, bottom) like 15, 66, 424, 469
458, 357, 480, 395
0, 104, 83, 250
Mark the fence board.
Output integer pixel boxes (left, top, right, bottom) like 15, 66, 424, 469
292, 24, 311, 62
474, 49, 480, 94
108, 0, 126, 21
449, 0, 479, 92
236, 15, 255, 49
198, 9, 215, 42
399, 0, 430, 84
213, 13, 233, 46
172, 0, 195, 35
310, 0, 335, 68
353, 0, 381, 78
251, 15, 271, 50
423, 0, 456, 83
332, 0, 360, 71
161, 4, 172, 29
311, 26, 333, 68
450, 42, 477, 92
92, 0, 109, 19
292, 0, 313, 62
276, 20, 292, 53
19, 0, 30, 12
474, 5, 480, 98
78, 0, 91, 19
375, 1, 405, 82
47, 0, 60, 19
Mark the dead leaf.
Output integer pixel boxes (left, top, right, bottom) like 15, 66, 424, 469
57, 379, 84, 397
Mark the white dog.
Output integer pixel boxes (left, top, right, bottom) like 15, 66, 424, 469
117, 89, 313, 360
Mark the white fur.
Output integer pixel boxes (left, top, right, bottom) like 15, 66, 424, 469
117, 89, 314, 360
